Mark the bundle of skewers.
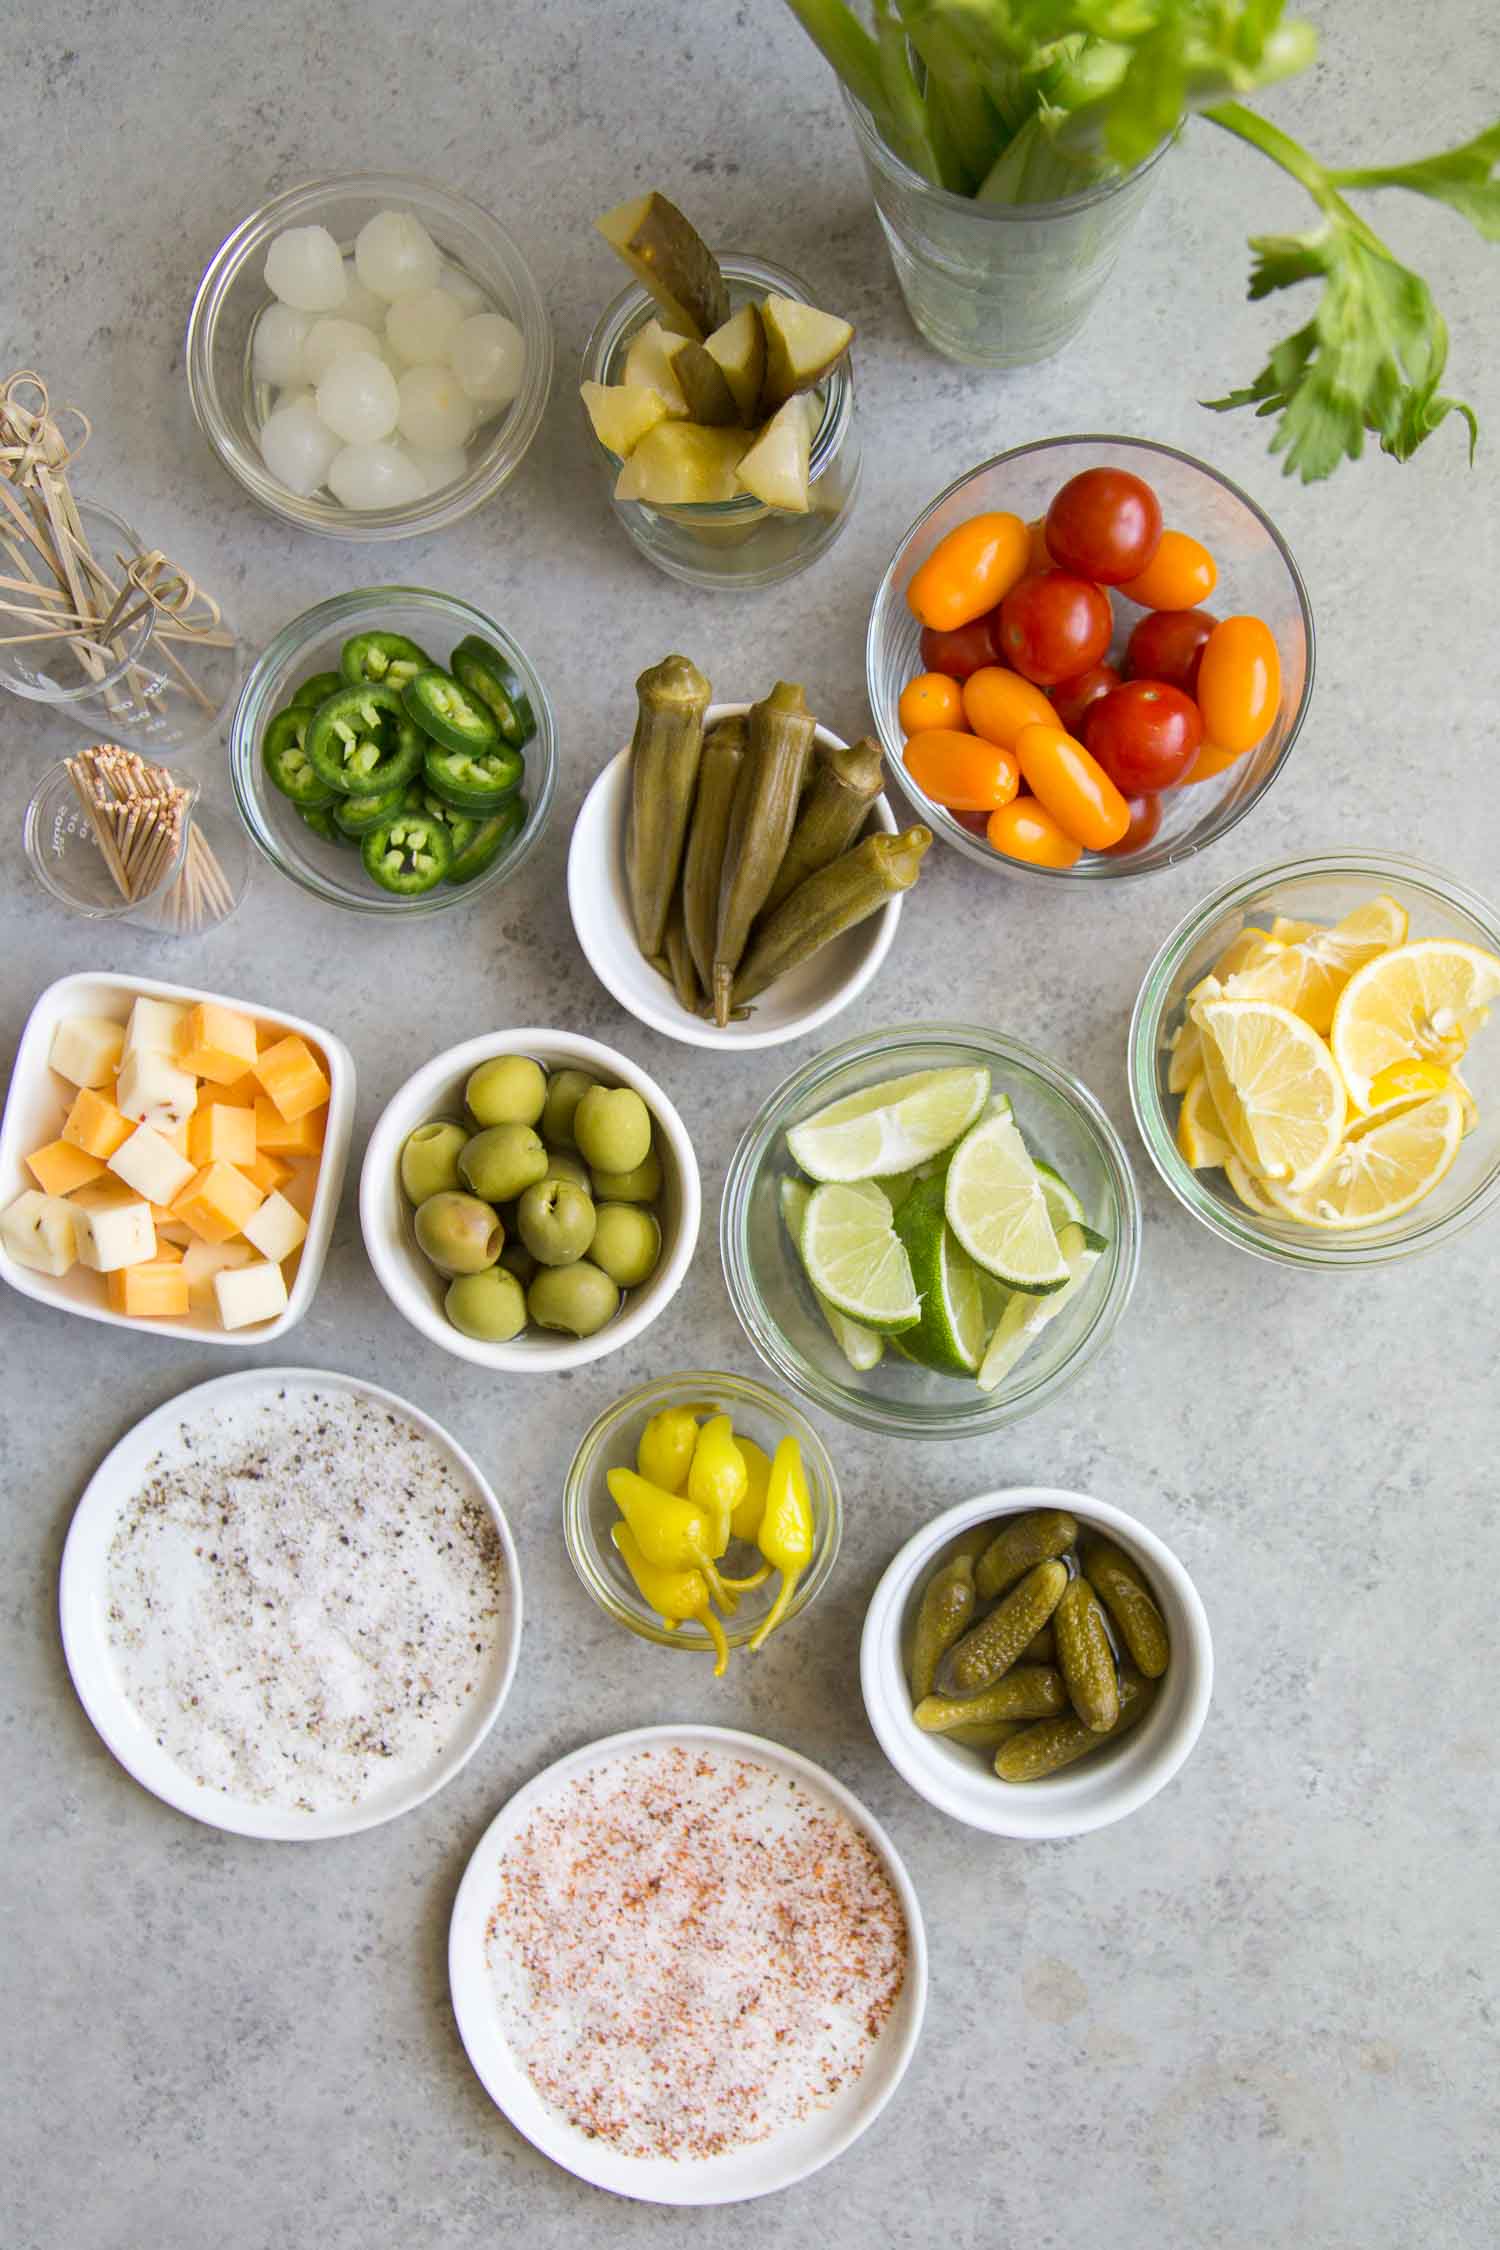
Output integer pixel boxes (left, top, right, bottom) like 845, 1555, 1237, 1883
64, 744, 237, 932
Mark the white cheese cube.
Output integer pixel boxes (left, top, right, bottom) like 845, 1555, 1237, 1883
213, 1258, 289, 1330
107, 1124, 196, 1206
1, 1189, 78, 1275
124, 996, 189, 1060
71, 1190, 156, 1273
48, 1015, 126, 1090
117, 1048, 199, 1130
182, 1237, 253, 1310
241, 1190, 308, 1263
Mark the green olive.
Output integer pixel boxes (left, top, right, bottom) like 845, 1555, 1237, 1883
459, 1123, 549, 1203
589, 1202, 661, 1288
540, 1148, 592, 1192
574, 1085, 652, 1175
413, 1191, 504, 1276
589, 1145, 662, 1204
517, 1178, 597, 1266
465, 1054, 547, 1128
399, 1119, 467, 1204
539, 1067, 598, 1149
445, 1267, 527, 1342
527, 1259, 620, 1338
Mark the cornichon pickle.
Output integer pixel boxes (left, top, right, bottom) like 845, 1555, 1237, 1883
974, 1509, 1079, 1601
1079, 1535, 1171, 1679
759, 736, 886, 919
994, 1669, 1155, 1784
731, 826, 931, 1009
625, 653, 711, 960
680, 716, 746, 992
711, 679, 816, 1025
908, 1551, 976, 1703
945, 1720, 1026, 1750
946, 1559, 1068, 1695
1053, 1576, 1120, 1733
913, 1666, 1067, 1732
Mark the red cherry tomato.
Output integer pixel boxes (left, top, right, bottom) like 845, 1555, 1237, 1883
1099, 793, 1163, 856
954, 808, 992, 836
1049, 662, 1121, 739
996, 572, 1113, 687
1083, 680, 1203, 793
1124, 609, 1217, 695
919, 611, 1002, 682
1044, 468, 1162, 585
1196, 615, 1281, 753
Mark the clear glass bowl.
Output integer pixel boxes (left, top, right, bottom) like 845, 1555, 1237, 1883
1130, 850, 1500, 1268
563, 1371, 843, 1662
721, 1025, 1140, 1439
228, 587, 555, 917
186, 173, 553, 540
867, 435, 1314, 881
580, 254, 861, 590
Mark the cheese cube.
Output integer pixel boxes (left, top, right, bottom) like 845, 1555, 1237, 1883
242, 1190, 308, 1263
124, 996, 189, 1060
71, 1188, 156, 1272
213, 1259, 290, 1330
107, 1259, 190, 1318
241, 1149, 292, 1195
218, 1071, 262, 1107
253, 1035, 331, 1121
1, 1189, 78, 1275
108, 1124, 197, 1207
150, 1203, 194, 1245
188, 1102, 257, 1168
253, 1099, 326, 1154
151, 1236, 185, 1263
176, 1002, 259, 1086
171, 1162, 265, 1244
61, 1086, 135, 1160
49, 1016, 126, 1089
117, 1048, 199, 1131
182, 1237, 253, 1309
25, 1140, 106, 1197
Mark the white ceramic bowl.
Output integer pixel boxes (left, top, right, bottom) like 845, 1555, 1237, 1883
567, 703, 903, 1051
861, 1487, 1212, 1839
360, 1028, 700, 1371
0, 971, 353, 1346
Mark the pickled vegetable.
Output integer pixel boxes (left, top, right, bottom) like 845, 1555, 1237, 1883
757, 295, 854, 412
732, 825, 930, 1008
615, 421, 748, 504
1080, 1535, 1171, 1678
713, 679, 816, 1024
736, 396, 812, 512
995, 1669, 1155, 1783
760, 736, 885, 918
625, 653, 711, 959
1053, 1575, 1120, 1732
703, 304, 766, 423
908, 1551, 975, 1702
595, 191, 730, 339
680, 716, 746, 992
672, 339, 740, 425
947, 1558, 1068, 1693
913, 1667, 1067, 1731
974, 1508, 1079, 1599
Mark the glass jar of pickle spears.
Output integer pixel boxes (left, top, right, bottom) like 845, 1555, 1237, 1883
580, 254, 861, 591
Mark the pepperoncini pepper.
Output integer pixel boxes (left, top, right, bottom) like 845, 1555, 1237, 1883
636, 1405, 701, 1494
610, 1522, 730, 1676
606, 1466, 753, 1612
729, 1435, 773, 1545
687, 1414, 748, 1554
749, 1435, 814, 1651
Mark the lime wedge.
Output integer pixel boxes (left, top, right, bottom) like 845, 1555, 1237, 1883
891, 1179, 989, 1375
786, 1066, 991, 1183
944, 1108, 1069, 1292
1034, 1158, 1085, 1234
801, 1180, 921, 1333
778, 1177, 884, 1372
976, 1222, 1101, 1393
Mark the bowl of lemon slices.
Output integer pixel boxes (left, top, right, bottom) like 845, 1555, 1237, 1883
1129, 850, 1500, 1267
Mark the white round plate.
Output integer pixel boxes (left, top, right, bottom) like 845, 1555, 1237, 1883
59, 1367, 523, 1841
449, 1722, 927, 2203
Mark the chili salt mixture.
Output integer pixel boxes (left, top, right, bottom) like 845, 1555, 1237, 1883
104, 1385, 507, 1814
484, 1743, 908, 2161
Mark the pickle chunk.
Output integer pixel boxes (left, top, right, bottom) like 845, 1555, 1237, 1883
704, 304, 767, 424
595, 191, 730, 339
758, 294, 855, 412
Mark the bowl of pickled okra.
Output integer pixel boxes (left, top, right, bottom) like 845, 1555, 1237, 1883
861, 1489, 1211, 1838
229, 586, 556, 915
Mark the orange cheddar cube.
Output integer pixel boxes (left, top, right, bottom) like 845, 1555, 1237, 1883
253, 1035, 331, 1122
107, 1259, 191, 1318
61, 1086, 135, 1161
253, 1099, 326, 1154
241, 1148, 292, 1195
188, 1102, 258, 1168
218, 1070, 261, 1107
176, 1002, 259, 1087
26, 1140, 107, 1197
170, 1161, 266, 1245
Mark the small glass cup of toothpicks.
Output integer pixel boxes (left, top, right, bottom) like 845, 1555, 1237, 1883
24, 743, 247, 933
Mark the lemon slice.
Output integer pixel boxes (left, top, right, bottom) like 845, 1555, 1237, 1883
1223, 894, 1408, 1035
1175, 1070, 1233, 1169
943, 1108, 1069, 1291
1330, 939, 1500, 1110
1193, 996, 1347, 1189
976, 1222, 1099, 1393
779, 1177, 884, 1372
1224, 1155, 1283, 1217
786, 1066, 990, 1182
801, 1180, 921, 1332
1269, 913, 1319, 946
892, 1181, 988, 1375
1166, 933, 1282, 1094
1261, 1090, 1464, 1229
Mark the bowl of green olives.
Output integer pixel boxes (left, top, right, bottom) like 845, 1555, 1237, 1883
359, 1029, 700, 1370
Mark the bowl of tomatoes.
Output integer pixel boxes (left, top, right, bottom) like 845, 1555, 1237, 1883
866, 436, 1314, 879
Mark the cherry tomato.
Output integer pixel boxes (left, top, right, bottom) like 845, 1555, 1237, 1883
898, 671, 965, 735
961, 665, 1057, 749
906, 511, 1030, 631
996, 571, 1113, 687
1013, 723, 1130, 851
1100, 793, 1163, 856
1124, 608, 1217, 694
1179, 740, 1249, 785
986, 795, 1082, 870
903, 729, 1019, 812
1024, 516, 1053, 573
1196, 615, 1281, 753
1083, 681, 1203, 794
1049, 662, 1120, 739
1044, 468, 1162, 585
1118, 527, 1218, 610
954, 809, 991, 836
919, 612, 1002, 681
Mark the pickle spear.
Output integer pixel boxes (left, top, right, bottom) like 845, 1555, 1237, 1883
758, 295, 855, 412
595, 192, 730, 339
760, 736, 885, 918
625, 654, 711, 959
736, 396, 813, 512
615, 423, 749, 505
712, 681, 817, 1025
672, 341, 740, 426
731, 826, 930, 1008
704, 305, 767, 424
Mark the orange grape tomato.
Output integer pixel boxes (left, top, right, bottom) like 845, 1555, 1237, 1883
1024, 516, 1053, 573
906, 512, 1030, 632
961, 665, 1058, 749
1118, 528, 1218, 610
1180, 739, 1248, 784
898, 670, 965, 735
1013, 723, 1130, 851
986, 795, 1083, 870
1195, 615, 1281, 752
903, 729, 1019, 812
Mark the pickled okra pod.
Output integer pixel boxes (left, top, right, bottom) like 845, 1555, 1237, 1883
908, 1551, 975, 1703
712, 680, 817, 1025
680, 715, 746, 992
625, 653, 711, 959
658, 895, 701, 1015
759, 736, 886, 920
731, 826, 931, 1008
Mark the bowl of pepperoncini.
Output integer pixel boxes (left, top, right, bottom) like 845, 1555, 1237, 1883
564, 1372, 842, 1669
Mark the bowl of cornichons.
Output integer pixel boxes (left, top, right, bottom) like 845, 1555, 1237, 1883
566, 657, 932, 1050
